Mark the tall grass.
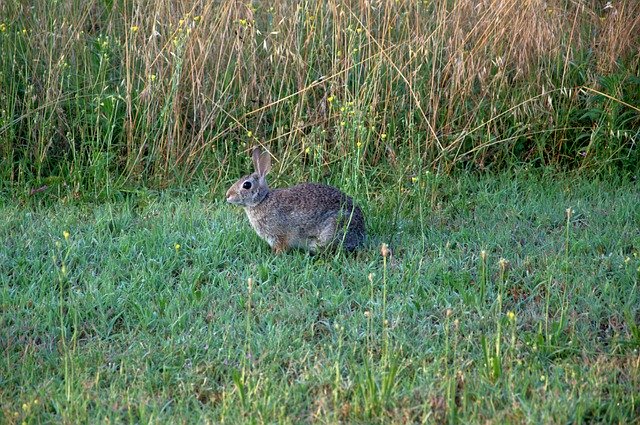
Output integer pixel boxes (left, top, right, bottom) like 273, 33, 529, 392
0, 0, 638, 195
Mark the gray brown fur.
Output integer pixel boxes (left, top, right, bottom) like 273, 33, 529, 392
226, 148, 365, 253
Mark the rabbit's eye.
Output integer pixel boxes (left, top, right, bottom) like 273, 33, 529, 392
242, 181, 252, 190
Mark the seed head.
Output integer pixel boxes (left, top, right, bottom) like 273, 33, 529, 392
566, 207, 573, 218
498, 258, 509, 272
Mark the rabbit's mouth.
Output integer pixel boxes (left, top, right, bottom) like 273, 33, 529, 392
226, 194, 242, 205
225, 188, 239, 204
226, 192, 253, 206
226, 187, 266, 207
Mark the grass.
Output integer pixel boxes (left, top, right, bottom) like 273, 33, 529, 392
2, 171, 639, 423
1, 0, 639, 422
0, 0, 639, 192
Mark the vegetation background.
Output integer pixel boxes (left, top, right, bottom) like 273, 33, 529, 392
1, 0, 639, 423
0, 0, 638, 194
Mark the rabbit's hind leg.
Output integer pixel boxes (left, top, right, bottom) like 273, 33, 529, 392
316, 219, 339, 250
272, 235, 289, 254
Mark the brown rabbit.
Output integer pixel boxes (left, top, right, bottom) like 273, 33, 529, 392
226, 147, 365, 253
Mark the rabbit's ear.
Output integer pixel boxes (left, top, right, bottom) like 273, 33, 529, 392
252, 147, 262, 171
252, 147, 271, 180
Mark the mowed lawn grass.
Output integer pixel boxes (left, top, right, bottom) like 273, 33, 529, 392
1, 172, 639, 424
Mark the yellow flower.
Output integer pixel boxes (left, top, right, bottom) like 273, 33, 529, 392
304, 146, 310, 154
327, 96, 335, 103
130, 25, 139, 33
246, 130, 253, 138
411, 176, 418, 183
356, 141, 362, 148
380, 133, 387, 140
0, 23, 6, 32
194, 15, 202, 22
63, 231, 70, 240
175, 243, 181, 251
507, 311, 516, 321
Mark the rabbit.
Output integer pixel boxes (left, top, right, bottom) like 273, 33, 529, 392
226, 147, 366, 254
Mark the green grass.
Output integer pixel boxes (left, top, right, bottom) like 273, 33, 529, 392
2, 171, 639, 423
1, 1, 638, 422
